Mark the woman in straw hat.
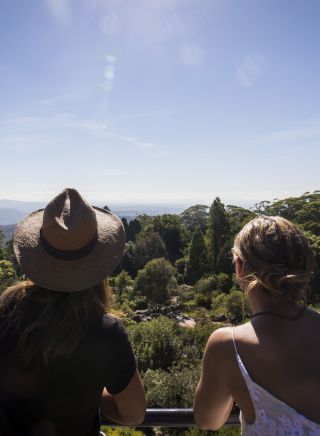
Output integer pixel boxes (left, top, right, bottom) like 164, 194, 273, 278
0, 188, 146, 436
194, 215, 320, 434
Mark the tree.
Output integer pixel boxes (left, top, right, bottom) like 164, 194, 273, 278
216, 272, 233, 293
305, 232, 320, 301
226, 205, 256, 238
264, 193, 320, 227
0, 230, 4, 260
132, 232, 167, 271
128, 317, 183, 371
206, 197, 230, 273
121, 218, 129, 241
113, 241, 136, 277
141, 215, 184, 263
113, 271, 134, 304
195, 276, 217, 295
185, 226, 208, 284
126, 219, 142, 242
216, 238, 233, 274
0, 260, 17, 292
180, 205, 209, 231
134, 258, 177, 305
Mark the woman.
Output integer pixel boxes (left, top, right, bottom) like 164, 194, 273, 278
194, 215, 320, 434
0, 188, 146, 436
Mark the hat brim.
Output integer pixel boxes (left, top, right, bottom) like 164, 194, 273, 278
13, 207, 125, 292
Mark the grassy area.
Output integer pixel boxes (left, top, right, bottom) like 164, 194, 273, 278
100, 425, 241, 435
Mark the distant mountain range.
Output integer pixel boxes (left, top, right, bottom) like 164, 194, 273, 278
0, 199, 188, 242
0, 200, 46, 225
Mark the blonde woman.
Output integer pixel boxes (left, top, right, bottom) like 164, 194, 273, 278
194, 216, 320, 434
0, 188, 146, 436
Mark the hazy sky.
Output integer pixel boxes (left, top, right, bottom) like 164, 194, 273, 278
1, 0, 320, 206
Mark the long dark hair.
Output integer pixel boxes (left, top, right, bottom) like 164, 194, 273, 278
0, 280, 109, 365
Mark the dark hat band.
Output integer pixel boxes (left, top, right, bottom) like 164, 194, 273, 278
40, 229, 98, 261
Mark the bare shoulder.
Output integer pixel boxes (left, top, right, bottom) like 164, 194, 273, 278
207, 326, 233, 348
205, 327, 235, 362
207, 323, 254, 348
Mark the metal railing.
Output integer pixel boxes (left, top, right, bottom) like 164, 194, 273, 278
102, 408, 240, 428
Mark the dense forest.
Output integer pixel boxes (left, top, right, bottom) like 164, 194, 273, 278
1, 191, 320, 435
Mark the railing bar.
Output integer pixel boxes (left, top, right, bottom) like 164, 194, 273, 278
102, 408, 240, 428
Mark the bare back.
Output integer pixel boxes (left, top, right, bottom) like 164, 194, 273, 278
230, 307, 320, 424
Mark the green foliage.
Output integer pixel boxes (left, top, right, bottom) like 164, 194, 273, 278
134, 258, 177, 305
133, 232, 167, 271
263, 192, 320, 236
225, 290, 246, 320
127, 219, 142, 242
121, 217, 129, 239
184, 426, 240, 435
180, 322, 221, 359
194, 293, 212, 309
100, 427, 143, 435
0, 259, 17, 292
128, 317, 183, 371
195, 276, 217, 295
206, 198, 230, 274
216, 239, 233, 274
114, 241, 136, 277
0, 230, 4, 260
226, 205, 256, 238
140, 215, 184, 263
216, 273, 233, 293
144, 364, 201, 408
185, 226, 208, 284
180, 204, 209, 231
212, 290, 250, 322
305, 232, 320, 301
113, 271, 134, 304
196, 273, 232, 295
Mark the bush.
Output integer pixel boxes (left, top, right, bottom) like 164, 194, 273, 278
144, 364, 201, 408
113, 271, 134, 304
216, 273, 233, 293
0, 260, 17, 292
101, 427, 143, 435
180, 322, 222, 361
195, 276, 217, 295
134, 258, 177, 305
211, 290, 251, 322
225, 290, 246, 320
128, 317, 183, 372
195, 293, 212, 309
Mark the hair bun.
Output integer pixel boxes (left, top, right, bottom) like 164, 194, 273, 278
255, 265, 310, 302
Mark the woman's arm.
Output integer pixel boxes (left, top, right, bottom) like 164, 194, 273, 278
100, 369, 146, 425
194, 328, 234, 430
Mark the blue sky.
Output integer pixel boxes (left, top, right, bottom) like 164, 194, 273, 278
1, 0, 320, 206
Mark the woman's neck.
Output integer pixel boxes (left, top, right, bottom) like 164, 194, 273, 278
247, 286, 302, 317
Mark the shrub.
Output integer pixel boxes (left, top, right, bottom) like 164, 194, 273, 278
134, 258, 177, 305
128, 317, 183, 371
144, 364, 201, 408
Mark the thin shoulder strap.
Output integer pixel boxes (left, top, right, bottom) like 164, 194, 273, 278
232, 326, 251, 382
232, 326, 239, 356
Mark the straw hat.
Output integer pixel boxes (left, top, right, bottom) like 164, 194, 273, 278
13, 188, 125, 292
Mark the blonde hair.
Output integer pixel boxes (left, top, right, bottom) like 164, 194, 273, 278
0, 280, 109, 365
232, 216, 314, 302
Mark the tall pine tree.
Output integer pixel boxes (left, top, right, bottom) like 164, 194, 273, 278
206, 197, 230, 273
185, 226, 208, 284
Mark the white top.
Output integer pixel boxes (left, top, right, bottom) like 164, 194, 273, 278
232, 328, 320, 435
